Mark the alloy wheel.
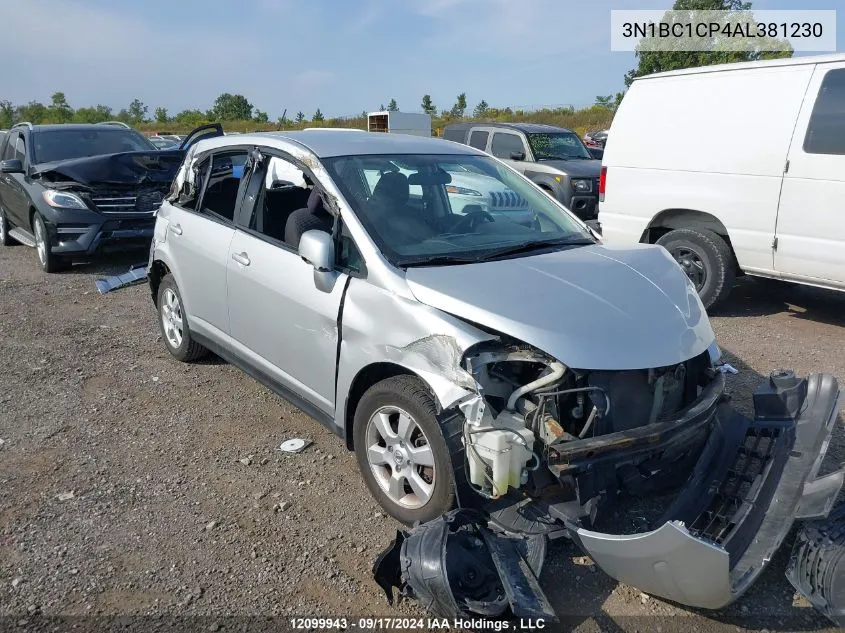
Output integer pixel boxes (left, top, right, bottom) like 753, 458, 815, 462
365, 405, 436, 509
34, 217, 47, 266
161, 288, 184, 349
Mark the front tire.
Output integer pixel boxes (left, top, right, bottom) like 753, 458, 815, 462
156, 274, 208, 362
656, 227, 735, 310
33, 213, 68, 273
353, 376, 455, 525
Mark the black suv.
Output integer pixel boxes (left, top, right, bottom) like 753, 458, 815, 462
0, 122, 221, 272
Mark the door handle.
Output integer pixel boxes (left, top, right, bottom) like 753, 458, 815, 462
231, 252, 251, 266
169, 223, 183, 236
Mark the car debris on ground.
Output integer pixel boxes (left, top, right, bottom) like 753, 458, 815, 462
278, 438, 312, 454
94, 263, 149, 294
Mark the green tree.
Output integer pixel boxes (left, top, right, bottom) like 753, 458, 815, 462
625, 0, 793, 86
73, 105, 112, 123
254, 110, 269, 123
211, 93, 253, 120
379, 104, 386, 111
450, 93, 467, 118
126, 98, 148, 124
594, 95, 613, 108
312, 108, 325, 122
473, 99, 489, 118
17, 101, 48, 124
48, 92, 73, 122
387, 98, 398, 111
154, 107, 169, 123
174, 109, 207, 127
0, 100, 14, 128
295, 111, 305, 124
421, 94, 437, 116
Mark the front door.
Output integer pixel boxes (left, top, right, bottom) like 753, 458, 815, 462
0, 131, 31, 228
489, 130, 531, 174
775, 63, 845, 286
226, 150, 349, 415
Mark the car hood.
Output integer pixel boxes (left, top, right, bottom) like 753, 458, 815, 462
404, 244, 715, 370
535, 159, 601, 178
34, 150, 184, 187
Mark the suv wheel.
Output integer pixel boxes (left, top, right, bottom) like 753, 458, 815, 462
353, 375, 455, 525
33, 213, 67, 273
0, 208, 17, 246
157, 274, 208, 362
656, 227, 735, 310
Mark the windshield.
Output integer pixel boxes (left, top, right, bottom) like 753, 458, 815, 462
527, 132, 592, 160
323, 153, 593, 267
32, 128, 156, 164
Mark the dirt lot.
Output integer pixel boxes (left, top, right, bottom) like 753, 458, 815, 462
2, 243, 845, 633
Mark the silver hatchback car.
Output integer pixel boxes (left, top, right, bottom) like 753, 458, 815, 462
148, 130, 843, 619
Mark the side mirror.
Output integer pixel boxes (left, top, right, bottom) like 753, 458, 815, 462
0, 159, 24, 174
588, 148, 604, 160
510, 151, 526, 161
299, 229, 334, 272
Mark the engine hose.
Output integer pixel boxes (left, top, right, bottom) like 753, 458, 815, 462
506, 361, 566, 411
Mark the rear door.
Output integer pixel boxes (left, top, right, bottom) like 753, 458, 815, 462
775, 63, 845, 286
178, 123, 224, 152
163, 148, 248, 337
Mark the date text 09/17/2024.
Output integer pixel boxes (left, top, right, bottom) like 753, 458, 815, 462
289, 617, 549, 630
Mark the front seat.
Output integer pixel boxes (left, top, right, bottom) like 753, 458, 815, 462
284, 187, 333, 249
371, 171, 411, 209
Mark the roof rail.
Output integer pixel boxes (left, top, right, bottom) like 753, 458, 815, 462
98, 121, 131, 129
12, 121, 34, 130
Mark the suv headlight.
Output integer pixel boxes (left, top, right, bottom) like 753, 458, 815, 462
445, 185, 482, 196
42, 189, 89, 210
571, 179, 592, 193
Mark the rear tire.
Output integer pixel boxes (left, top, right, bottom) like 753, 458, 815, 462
0, 208, 17, 246
656, 227, 735, 310
353, 375, 455, 525
156, 274, 208, 362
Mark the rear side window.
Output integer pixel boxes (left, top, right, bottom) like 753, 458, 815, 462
490, 132, 524, 159
469, 131, 489, 150
198, 151, 250, 222
804, 68, 845, 155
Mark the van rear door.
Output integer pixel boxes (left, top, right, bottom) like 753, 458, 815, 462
775, 62, 845, 286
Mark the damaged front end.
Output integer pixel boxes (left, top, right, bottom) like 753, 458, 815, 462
374, 334, 844, 623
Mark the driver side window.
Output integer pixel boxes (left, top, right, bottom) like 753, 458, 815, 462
491, 133, 525, 159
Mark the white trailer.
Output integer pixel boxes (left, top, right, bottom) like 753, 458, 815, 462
367, 111, 431, 137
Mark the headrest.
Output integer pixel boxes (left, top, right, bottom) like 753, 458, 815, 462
372, 171, 409, 203
307, 187, 327, 215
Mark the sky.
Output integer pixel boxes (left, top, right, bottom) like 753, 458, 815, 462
1, 0, 842, 119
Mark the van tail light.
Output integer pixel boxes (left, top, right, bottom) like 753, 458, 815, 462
598, 166, 607, 202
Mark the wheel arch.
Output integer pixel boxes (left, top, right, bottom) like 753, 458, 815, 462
343, 362, 438, 451
148, 259, 171, 307
642, 208, 730, 244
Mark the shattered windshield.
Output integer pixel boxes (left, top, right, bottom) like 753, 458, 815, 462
32, 129, 156, 164
527, 132, 592, 160
323, 153, 593, 267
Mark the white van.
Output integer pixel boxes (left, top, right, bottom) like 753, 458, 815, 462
598, 53, 845, 309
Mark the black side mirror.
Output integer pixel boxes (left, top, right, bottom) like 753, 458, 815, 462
510, 151, 526, 161
588, 148, 604, 160
0, 159, 23, 174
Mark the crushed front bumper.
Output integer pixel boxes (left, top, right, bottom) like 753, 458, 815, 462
573, 372, 843, 609
49, 215, 155, 258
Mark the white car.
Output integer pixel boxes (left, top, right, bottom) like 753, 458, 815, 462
599, 53, 845, 309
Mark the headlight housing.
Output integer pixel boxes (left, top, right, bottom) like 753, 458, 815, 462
42, 190, 89, 210
445, 185, 482, 197
571, 179, 592, 193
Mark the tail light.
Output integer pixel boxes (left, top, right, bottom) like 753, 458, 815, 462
598, 166, 607, 202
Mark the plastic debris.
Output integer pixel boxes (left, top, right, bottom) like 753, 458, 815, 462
718, 363, 739, 374
278, 438, 312, 454
56, 492, 75, 502
95, 263, 149, 294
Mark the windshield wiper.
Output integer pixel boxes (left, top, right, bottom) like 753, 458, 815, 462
401, 254, 485, 267
475, 237, 594, 261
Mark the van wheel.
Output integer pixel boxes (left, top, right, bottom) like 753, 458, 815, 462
353, 375, 455, 525
656, 228, 735, 309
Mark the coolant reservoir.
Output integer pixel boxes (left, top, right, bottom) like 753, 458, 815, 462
467, 411, 534, 497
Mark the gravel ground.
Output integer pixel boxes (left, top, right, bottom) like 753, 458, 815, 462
2, 243, 845, 633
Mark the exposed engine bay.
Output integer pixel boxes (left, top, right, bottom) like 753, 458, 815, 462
374, 338, 845, 626
456, 339, 717, 526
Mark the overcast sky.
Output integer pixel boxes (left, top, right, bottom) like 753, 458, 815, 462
1, 0, 841, 118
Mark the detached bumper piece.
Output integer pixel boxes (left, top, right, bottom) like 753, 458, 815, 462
373, 509, 557, 623
95, 263, 149, 294
574, 371, 843, 613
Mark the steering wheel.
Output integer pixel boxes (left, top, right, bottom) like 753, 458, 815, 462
449, 209, 495, 233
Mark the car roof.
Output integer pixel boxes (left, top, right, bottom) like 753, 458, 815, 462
639, 52, 845, 80
24, 124, 140, 133
448, 122, 575, 134
194, 130, 482, 158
